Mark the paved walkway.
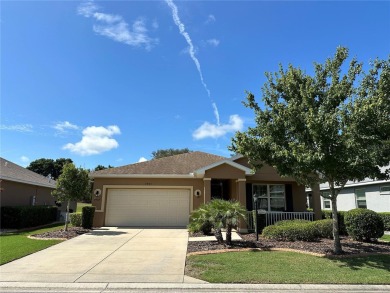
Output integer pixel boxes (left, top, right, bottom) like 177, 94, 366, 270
0, 227, 190, 283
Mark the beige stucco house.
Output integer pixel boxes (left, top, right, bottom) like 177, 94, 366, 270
90, 152, 322, 231
0, 157, 56, 207
0, 157, 77, 215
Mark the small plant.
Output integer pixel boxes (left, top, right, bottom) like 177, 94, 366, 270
311, 219, 333, 239
322, 210, 347, 235
188, 204, 213, 234
70, 213, 82, 227
378, 212, 390, 231
188, 199, 247, 245
345, 208, 384, 242
262, 220, 318, 242
82, 206, 95, 229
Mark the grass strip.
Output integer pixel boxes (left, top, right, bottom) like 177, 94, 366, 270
186, 251, 390, 284
0, 223, 65, 265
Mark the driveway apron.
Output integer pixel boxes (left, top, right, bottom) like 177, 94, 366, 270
0, 228, 188, 283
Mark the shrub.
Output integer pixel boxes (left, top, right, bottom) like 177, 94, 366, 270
345, 208, 384, 241
0, 206, 58, 229
82, 206, 95, 229
188, 204, 213, 234
378, 212, 390, 231
274, 219, 310, 226
311, 219, 333, 239
70, 213, 82, 227
262, 220, 318, 242
322, 210, 347, 235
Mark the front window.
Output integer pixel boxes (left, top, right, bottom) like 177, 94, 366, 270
355, 188, 367, 208
253, 184, 285, 211
322, 191, 331, 209
380, 186, 390, 195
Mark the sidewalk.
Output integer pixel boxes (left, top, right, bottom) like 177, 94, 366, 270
1, 282, 390, 293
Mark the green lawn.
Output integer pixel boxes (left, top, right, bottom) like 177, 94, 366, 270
76, 202, 92, 213
0, 223, 65, 265
186, 251, 390, 284
380, 235, 390, 242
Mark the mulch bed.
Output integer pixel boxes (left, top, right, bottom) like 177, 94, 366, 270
31, 227, 91, 240
188, 233, 390, 257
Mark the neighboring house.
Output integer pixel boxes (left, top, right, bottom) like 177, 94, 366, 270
0, 157, 56, 207
0, 157, 76, 213
90, 151, 321, 231
307, 179, 390, 212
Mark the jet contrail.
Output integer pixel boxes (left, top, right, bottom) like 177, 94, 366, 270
165, 0, 220, 126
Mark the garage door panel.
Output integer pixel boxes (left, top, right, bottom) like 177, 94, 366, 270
105, 189, 190, 227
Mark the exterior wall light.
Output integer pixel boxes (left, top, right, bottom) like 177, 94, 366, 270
94, 189, 102, 198
194, 189, 202, 197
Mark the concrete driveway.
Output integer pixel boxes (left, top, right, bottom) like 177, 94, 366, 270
0, 228, 189, 283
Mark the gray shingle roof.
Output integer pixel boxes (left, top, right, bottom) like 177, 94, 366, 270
0, 157, 56, 188
91, 151, 227, 176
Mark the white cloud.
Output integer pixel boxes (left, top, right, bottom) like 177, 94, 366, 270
138, 157, 148, 163
20, 156, 30, 163
152, 19, 159, 29
77, 1, 99, 17
165, 0, 220, 125
78, 1, 158, 50
205, 14, 216, 24
180, 45, 198, 55
63, 125, 121, 156
53, 121, 79, 132
0, 124, 33, 132
193, 115, 244, 140
207, 38, 220, 47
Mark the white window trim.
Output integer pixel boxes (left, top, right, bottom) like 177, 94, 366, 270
321, 191, 331, 209
323, 198, 331, 209
355, 188, 367, 208
253, 184, 286, 212
380, 185, 390, 195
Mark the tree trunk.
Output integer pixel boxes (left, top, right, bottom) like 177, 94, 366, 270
226, 224, 232, 246
64, 200, 70, 231
214, 228, 224, 244
331, 195, 342, 254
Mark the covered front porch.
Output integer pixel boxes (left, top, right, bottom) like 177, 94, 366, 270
197, 156, 322, 232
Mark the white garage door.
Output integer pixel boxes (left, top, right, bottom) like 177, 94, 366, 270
105, 188, 190, 227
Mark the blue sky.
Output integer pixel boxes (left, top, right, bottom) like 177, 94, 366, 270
1, 0, 389, 170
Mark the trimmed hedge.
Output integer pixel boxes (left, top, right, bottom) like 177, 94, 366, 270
378, 212, 390, 231
345, 208, 384, 241
0, 206, 58, 229
322, 210, 347, 235
262, 220, 318, 242
70, 213, 82, 227
311, 219, 333, 239
82, 206, 95, 229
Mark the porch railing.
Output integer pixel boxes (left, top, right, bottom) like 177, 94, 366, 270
246, 211, 315, 231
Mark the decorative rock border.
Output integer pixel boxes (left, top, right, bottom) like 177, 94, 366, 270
27, 235, 67, 241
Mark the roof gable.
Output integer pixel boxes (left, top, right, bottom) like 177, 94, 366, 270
193, 160, 253, 176
91, 151, 227, 178
0, 157, 56, 188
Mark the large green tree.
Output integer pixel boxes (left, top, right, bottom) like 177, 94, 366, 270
231, 47, 390, 254
52, 163, 90, 230
27, 158, 73, 180
94, 164, 114, 171
151, 148, 191, 159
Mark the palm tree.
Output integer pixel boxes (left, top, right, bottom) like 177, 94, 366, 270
188, 199, 247, 245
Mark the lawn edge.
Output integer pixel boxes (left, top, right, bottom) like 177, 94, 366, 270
187, 247, 390, 258
27, 235, 67, 241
